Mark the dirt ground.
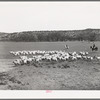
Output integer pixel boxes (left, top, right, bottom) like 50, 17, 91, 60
0, 59, 100, 90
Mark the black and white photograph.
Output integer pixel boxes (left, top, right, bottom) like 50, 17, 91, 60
0, 1, 100, 91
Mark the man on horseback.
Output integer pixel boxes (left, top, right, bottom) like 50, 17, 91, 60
90, 43, 98, 51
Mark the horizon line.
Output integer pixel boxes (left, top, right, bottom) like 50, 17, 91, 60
0, 28, 100, 33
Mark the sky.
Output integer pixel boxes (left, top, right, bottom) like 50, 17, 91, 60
0, 2, 100, 33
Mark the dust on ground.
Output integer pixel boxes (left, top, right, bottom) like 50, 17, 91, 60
0, 59, 100, 90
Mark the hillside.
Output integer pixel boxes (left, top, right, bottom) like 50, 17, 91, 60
0, 28, 100, 41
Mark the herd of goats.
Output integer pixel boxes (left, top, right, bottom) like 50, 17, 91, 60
9, 50, 100, 66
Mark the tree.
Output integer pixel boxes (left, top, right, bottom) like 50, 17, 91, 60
88, 32, 96, 41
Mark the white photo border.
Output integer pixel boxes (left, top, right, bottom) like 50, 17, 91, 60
0, 1, 100, 99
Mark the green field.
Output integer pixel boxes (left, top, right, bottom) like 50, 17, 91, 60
0, 41, 100, 90
0, 41, 100, 58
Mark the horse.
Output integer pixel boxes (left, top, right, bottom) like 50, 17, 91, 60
90, 45, 98, 51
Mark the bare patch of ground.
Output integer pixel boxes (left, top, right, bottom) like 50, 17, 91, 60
0, 60, 100, 90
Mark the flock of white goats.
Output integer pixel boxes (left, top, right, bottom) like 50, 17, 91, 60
9, 50, 100, 66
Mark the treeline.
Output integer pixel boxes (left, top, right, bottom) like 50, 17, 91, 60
1, 29, 100, 42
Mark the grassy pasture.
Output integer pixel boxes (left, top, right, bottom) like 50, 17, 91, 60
0, 41, 100, 90
0, 41, 100, 59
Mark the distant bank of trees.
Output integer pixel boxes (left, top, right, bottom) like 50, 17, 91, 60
1, 29, 100, 42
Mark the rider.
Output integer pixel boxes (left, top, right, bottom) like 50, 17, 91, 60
93, 44, 96, 48
65, 45, 69, 49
